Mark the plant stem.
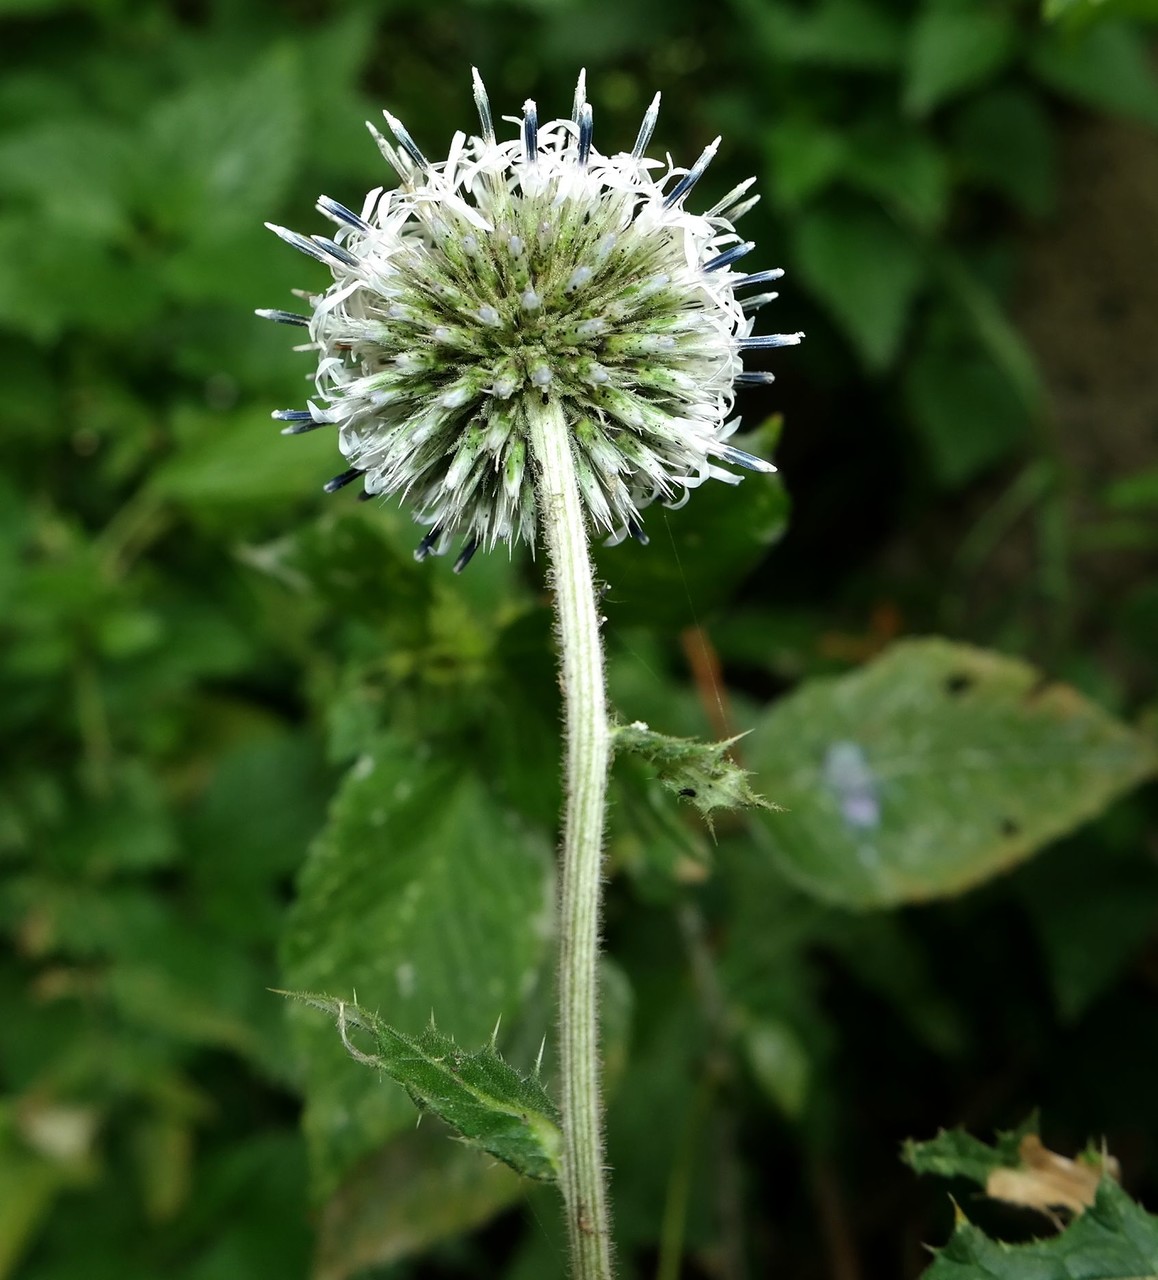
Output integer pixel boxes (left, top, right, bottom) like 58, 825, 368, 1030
527, 396, 614, 1280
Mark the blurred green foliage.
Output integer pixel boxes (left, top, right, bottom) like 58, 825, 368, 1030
1, 0, 1157, 1277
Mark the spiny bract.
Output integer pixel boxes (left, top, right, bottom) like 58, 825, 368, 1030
261, 70, 801, 571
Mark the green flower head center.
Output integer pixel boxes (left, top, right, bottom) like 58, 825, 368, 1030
334, 186, 706, 420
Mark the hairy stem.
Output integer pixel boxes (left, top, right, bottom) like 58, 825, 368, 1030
527, 397, 614, 1280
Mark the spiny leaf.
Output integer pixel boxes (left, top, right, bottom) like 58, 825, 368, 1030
905, 1117, 1120, 1220
279, 735, 552, 1199
919, 1179, 1158, 1280
903, 1114, 1041, 1188
613, 721, 776, 821
280, 994, 563, 1184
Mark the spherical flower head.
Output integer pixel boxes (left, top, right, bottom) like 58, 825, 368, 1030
261, 70, 801, 570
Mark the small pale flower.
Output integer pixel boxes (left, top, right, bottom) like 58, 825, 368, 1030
261, 70, 801, 570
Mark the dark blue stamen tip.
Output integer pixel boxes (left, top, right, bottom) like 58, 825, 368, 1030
323, 467, 362, 494
318, 197, 371, 232
523, 100, 538, 162
313, 237, 360, 268
736, 371, 777, 386
267, 223, 330, 264
414, 525, 443, 562
736, 268, 785, 289
356, 489, 375, 502
274, 410, 328, 434
628, 520, 649, 546
577, 103, 593, 169
453, 537, 480, 574
739, 332, 804, 350
384, 111, 430, 171
663, 137, 719, 209
255, 308, 309, 327
704, 242, 754, 272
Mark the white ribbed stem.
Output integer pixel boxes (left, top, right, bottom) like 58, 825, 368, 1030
527, 397, 614, 1280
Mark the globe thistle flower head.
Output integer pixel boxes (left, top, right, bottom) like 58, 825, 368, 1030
261, 70, 801, 569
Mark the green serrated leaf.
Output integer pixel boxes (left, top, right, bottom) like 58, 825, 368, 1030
280, 735, 553, 1198
744, 639, 1158, 908
903, 1115, 1040, 1186
283, 995, 562, 1183
613, 721, 774, 820
920, 1179, 1158, 1280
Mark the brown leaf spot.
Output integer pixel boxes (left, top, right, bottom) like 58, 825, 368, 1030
986, 1134, 1119, 1218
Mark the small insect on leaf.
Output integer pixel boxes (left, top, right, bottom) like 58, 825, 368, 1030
613, 721, 776, 820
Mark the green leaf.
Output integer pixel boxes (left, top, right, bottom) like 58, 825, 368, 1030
1105, 465, 1158, 512
592, 421, 789, 628
933, 249, 1044, 414
951, 88, 1057, 218
904, 327, 1029, 488
139, 46, 305, 241
744, 639, 1158, 908
283, 996, 562, 1183
608, 755, 714, 897
0, 216, 162, 343
49, 763, 178, 875
281, 735, 553, 1197
288, 512, 434, 647
903, 1115, 1040, 1187
792, 201, 926, 370
741, 1017, 811, 1119
1031, 21, 1158, 126
734, 0, 904, 69
613, 721, 773, 821
904, 0, 1019, 117
150, 404, 335, 514
764, 119, 848, 208
843, 127, 951, 233
311, 1125, 526, 1280
0, 118, 135, 241
906, 1119, 1127, 1234
1044, 0, 1158, 25
919, 1178, 1158, 1280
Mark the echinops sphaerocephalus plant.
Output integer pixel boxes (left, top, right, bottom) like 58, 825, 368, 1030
263, 70, 799, 1280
